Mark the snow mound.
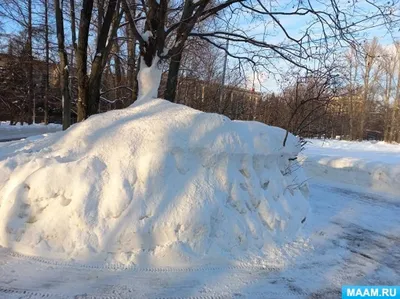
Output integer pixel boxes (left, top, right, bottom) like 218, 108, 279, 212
300, 139, 400, 196
0, 99, 309, 266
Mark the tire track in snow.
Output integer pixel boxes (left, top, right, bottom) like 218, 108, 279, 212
0, 287, 306, 298
1, 248, 281, 273
0, 287, 63, 298
0, 249, 307, 298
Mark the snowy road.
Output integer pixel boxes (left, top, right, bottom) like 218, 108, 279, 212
0, 182, 399, 299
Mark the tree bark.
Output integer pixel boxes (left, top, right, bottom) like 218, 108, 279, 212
44, 0, 49, 124
348, 57, 354, 140
359, 38, 379, 140
389, 48, 400, 142
383, 64, 394, 142
360, 63, 370, 140
87, 0, 120, 116
27, 0, 34, 124
97, 0, 105, 43
162, 0, 209, 103
54, 0, 71, 129
76, 0, 94, 121
125, 2, 137, 104
133, 56, 140, 101
165, 52, 182, 102
70, 0, 77, 52
113, 40, 124, 108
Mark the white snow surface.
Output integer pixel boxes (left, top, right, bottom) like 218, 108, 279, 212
300, 138, 400, 197
141, 30, 154, 43
136, 57, 163, 104
0, 99, 309, 266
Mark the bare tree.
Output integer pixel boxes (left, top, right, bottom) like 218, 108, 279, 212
69, 0, 77, 64
122, 0, 399, 108
27, 0, 34, 123
389, 42, 400, 142
43, 0, 50, 124
0, 0, 40, 123
124, 0, 138, 103
381, 47, 396, 141
343, 48, 360, 140
76, 0, 94, 121
76, 0, 122, 121
281, 69, 339, 146
359, 38, 381, 140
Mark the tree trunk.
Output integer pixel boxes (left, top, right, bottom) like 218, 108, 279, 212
359, 39, 379, 140
70, 0, 77, 52
133, 57, 140, 102
62, 65, 72, 130
76, 0, 94, 121
389, 53, 400, 142
27, 0, 33, 124
97, 0, 104, 43
383, 70, 393, 142
348, 61, 354, 140
44, 0, 49, 124
86, 0, 120, 116
125, 7, 137, 104
54, 0, 71, 130
165, 52, 182, 102
88, 78, 102, 114
360, 61, 371, 140
113, 40, 124, 108
70, 0, 77, 107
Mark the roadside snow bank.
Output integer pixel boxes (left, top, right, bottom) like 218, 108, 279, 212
300, 139, 400, 196
0, 122, 61, 142
0, 99, 308, 266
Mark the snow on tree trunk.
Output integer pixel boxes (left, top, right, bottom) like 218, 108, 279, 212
136, 56, 163, 104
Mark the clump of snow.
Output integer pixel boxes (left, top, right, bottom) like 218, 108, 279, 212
300, 138, 400, 196
0, 100, 308, 266
136, 57, 163, 104
141, 30, 153, 43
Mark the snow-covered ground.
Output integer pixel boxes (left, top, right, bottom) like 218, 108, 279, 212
0, 122, 62, 142
300, 139, 400, 196
0, 181, 398, 298
0, 118, 399, 298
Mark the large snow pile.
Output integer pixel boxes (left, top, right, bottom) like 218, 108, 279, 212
0, 99, 309, 266
300, 139, 400, 196
0, 122, 61, 142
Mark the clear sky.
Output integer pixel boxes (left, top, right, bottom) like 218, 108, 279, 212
1, 0, 400, 93
218, 0, 400, 93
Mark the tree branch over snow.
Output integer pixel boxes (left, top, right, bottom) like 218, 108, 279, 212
119, 0, 400, 103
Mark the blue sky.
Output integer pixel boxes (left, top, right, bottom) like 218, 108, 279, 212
218, 0, 400, 92
1, 0, 400, 93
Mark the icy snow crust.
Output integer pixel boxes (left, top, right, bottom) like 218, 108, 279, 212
0, 99, 308, 266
